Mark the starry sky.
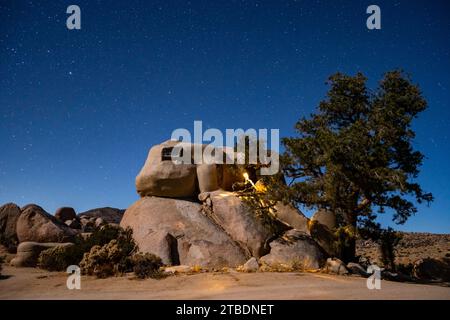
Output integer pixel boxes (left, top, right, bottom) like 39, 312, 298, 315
1, 0, 449, 233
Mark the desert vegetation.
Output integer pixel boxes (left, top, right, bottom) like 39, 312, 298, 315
37, 224, 163, 279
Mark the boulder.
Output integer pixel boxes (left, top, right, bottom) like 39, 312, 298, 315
135, 141, 243, 198
206, 190, 279, 258
0, 203, 21, 251
311, 209, 336, 230
325, 258, 349, 275
77, 207, 125, 224
120, 196, 247, 268
94, 217, 105, 228
240, 257, 259, 272
273, 203, 310, 234
347, 262, 370, 277
412, 258, 450, 282
196, 164, 219, 193
54, 207, 76, 222
260, 229, 326, 269
136, 230, 179, 265
309, 220, 338, 257
79, 218, 95, 232
16, 205, 77, 243
135, 140, 197, 198
10, 241, 74, 267
65, 219, 81, 230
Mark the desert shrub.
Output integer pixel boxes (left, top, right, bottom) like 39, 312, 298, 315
37, 245, 79, 271
37, 224, 132, 272
80, 228, 137, 278
131, 253, 163, 279
0, 234, 18, 253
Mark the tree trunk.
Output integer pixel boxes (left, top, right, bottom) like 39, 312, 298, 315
340, 212, 357, 263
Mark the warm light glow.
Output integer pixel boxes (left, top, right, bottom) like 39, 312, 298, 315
243, 172, 255, 187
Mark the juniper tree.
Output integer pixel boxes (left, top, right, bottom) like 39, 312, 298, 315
273, 71, 433, 262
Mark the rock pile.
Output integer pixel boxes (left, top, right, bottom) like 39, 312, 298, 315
121, 140, 331, 269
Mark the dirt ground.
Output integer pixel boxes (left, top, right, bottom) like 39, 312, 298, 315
0, 266, 449, 300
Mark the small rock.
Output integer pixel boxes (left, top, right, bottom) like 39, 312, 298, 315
326, 258, 349, 275
240, 257, 259, 272
164, 265, 192, 274
347, 262, 369, 277
198, 192, 210, 202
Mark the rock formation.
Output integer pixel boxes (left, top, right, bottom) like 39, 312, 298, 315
16, 204, 77, 243
0, 203, 22, 250
121, 140, 329, 269
10, 241, 74, 267
54, 207, 77, 222
260, 230, 326, 269
77, 207, 125, 224
121, 196, 247, 267
135, 140, 242, 198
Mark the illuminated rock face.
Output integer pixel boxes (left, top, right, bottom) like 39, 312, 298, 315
120, 196, 248, 268
135, 140, 242, 198
122, 141, 329, 269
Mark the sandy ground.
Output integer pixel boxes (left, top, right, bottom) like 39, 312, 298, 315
0, 266, 449, 300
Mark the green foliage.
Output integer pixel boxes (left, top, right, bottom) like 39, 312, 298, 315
333, 225, 357, 261
379, 228, 402, 270
235, 181, 285, 236
267, 70, 432, 261
37, 245, 79, 271
0, 234, 18, 253
131, 253, 163, 279
359, 221, 402, 270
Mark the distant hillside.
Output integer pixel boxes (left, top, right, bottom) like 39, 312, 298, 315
357, 232, 450, 265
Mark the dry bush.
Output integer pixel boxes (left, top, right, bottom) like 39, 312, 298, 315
131, 253, 163, 279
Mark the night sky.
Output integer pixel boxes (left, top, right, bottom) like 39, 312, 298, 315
1, 1, 449, 233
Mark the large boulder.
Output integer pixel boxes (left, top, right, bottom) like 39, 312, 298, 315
54, 207, 76, 222
325, 257, 349, 275
0, 203, 21, 251
311, 209, 336, 230
205, 190, 281, 258
260, 229, 326, 269
10, 241, 74, 267
135, 140, 197, 198
77, 207, 125, 224
120, 196, 248, 268
135, 140, 243, 198
273, 203, 310, 234
413, 258, 450, 282
16, 205, 77, 243
309, 220, 338, 257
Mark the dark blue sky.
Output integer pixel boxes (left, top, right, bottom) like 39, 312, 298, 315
1, 1, 449, 233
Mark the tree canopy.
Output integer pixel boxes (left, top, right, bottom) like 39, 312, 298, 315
272, 71, 433, 235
